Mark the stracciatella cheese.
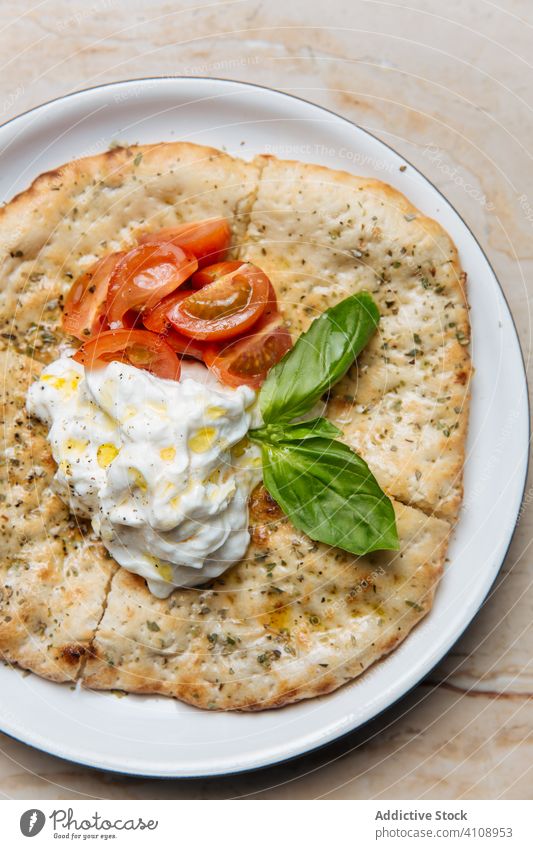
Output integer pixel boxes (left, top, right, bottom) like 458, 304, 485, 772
26, 355, 261, 597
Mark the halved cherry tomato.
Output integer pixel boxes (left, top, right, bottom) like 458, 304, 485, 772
203, 314, 292, 389
165, 330, 209, 361
62, 252, 125, 340
190, 260, 245, 289
121, 309, 143, 330
138, 218, 231, 267
73, 329, 181, 380
142, 291, 207, 361
142, 290, 189, 334
106, 243, 197, 328
168, 263, 270, 341
192, 261, 280, 320
264, 281, 279, 321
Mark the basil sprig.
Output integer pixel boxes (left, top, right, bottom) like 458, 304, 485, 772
255, 428, 399, 554
251, 416, 342, 443
259, 291, 380, 424
249, 293, 399, 555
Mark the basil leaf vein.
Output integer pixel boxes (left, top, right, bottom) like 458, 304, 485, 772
251, 429, 399, 555
259, 291, 379, 424
250, 416, 342, 444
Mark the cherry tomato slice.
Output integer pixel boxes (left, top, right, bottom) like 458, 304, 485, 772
164, 330, 208, 361
142, 291, 207, 361
138, 218, 231, 267
142, 290, 189, 334
73, 329, 181, 381
263, 281, 279, 321
193, 260, 280, 323
106, 243, 197, 328
190, 260, 245, 289
203, 314, 292, 389
62, 252, 125, 340
121, 309, 143, 330
168, 263, 270, 341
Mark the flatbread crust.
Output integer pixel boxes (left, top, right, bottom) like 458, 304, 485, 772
240, 156, 471, 522
82, 494, 449, 709
0, 142, 470, 708
0, 350, 115, 680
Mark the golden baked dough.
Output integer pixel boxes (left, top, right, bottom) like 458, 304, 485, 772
0, 350, 115, 680
0, 142, 470, 708
83, 496, 449, 709
240, 156, 471, 520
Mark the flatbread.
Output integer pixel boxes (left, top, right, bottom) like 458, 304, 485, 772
82, 493, 449, 709
0, 142, 260, 363
240, 156, 471, 521
0, 349, 115, 680
0, 142, 469, 708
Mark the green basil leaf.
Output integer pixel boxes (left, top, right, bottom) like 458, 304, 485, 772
258, 434, 399, 555
250, 416, 342, 444
259, 292, 379, 424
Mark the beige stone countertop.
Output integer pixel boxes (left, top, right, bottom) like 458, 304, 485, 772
0, 0, 531, 800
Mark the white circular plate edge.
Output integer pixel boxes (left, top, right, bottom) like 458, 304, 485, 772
0, 78, 528, 778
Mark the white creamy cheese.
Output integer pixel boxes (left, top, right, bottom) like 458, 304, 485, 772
26, 354, 261, 597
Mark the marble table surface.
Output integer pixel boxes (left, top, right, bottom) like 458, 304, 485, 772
0, 0, 531, 800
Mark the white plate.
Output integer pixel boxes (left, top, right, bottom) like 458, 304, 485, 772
0, 78, 528, 778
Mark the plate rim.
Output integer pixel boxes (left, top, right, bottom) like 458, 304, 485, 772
0, 75, 529, 779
